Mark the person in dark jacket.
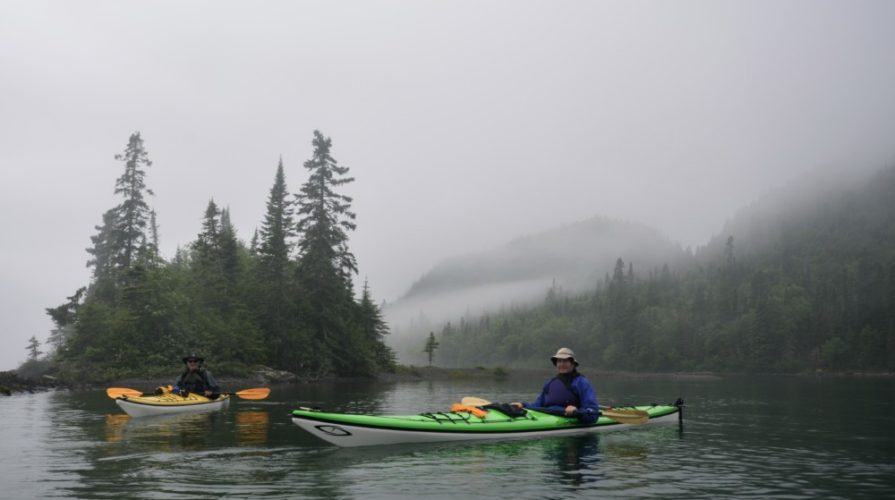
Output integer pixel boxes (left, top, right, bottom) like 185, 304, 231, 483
173, 353, 220, 397
513, 347, 599, 423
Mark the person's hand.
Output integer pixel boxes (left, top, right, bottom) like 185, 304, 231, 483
204, 390, 213, 397
564, 405, 578, 416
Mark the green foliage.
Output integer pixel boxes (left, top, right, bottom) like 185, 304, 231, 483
46, 131, 395, 382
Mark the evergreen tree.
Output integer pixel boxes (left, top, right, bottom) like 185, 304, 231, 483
26, 336, 43, 360
111, 132, 154, 270
357, 279, 396, 372
254, 160, 297, 366
423, 332, 439, 367
295, 130, 357, 281
293, 130, 359, 375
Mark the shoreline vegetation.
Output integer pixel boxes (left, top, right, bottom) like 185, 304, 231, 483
3, 366, 891, 396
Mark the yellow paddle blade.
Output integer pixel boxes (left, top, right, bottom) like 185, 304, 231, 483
106, 387, 142, 399
602, 408, 649, 425
234, 388, 270, 400
461, 396, 492, 406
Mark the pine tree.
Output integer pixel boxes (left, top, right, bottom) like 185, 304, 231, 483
255, 160, 296, 366
112, 132, 154, 269
423, 331, 439, 367
218, 206, 241, 290
193, 200, 229, 310
293, 131, 359, 374
26, 336, 43, 360
295, 130, 357, 282
258, 160, 294, 281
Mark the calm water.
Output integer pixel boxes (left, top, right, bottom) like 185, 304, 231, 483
1, 374, 892, 499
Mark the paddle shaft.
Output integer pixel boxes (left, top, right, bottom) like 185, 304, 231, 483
106, 386, 270, 400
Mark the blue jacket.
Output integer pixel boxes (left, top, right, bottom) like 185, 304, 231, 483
524, 372, 599, 423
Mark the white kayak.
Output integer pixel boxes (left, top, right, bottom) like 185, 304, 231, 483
115, 392, 230, 418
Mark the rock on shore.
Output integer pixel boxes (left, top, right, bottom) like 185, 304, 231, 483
0, 370, 64, 395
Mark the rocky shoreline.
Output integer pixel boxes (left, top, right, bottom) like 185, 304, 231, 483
0, 370, 68, 395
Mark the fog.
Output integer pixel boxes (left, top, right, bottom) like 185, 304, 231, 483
2, 1, 894, 370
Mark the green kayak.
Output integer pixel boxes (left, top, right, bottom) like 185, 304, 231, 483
291, 400, 683, 447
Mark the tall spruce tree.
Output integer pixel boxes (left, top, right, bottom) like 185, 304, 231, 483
255, 160, 296, 366
294, 130, 358, 375
112, 132, 154, 270
295, 131, 357, 280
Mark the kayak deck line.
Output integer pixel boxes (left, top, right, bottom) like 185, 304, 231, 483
294, 411, 629, 434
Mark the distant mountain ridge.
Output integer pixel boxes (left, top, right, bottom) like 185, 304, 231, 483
384, 217, 689, 355
402, 216, 688, 301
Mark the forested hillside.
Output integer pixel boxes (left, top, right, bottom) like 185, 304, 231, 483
436, 166, 895, 373
43, 131, 395, 382
384, 217, 689, 362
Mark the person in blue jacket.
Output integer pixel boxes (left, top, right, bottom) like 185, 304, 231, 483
514, 347, 599, 423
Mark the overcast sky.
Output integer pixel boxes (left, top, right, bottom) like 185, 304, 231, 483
1, 0, 894, 370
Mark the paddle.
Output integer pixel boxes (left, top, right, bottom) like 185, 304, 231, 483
107, 387, 142, 399
460, 396, 649, 425
232, 388, 271, 400
105, 387, 271, 400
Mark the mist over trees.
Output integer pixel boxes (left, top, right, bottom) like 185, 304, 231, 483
432, 166, 895, 373
384, 217, 691, 363
36, 130, 894, 378
44, 131, 395, 382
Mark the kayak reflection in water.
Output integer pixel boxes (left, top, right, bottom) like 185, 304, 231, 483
512, 347, 599, 423
551, 434, 602, 488
172, 353, 221, 397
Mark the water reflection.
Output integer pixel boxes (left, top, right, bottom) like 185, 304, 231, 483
104, 413, 130, 443
103, 411, 218, 450
549, 434, 602, 488
235, 411, 269, 446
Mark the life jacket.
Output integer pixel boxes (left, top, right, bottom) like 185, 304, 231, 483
542, 372, 580, 407
179, 368, 210, 393
450, 403, 488, 418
